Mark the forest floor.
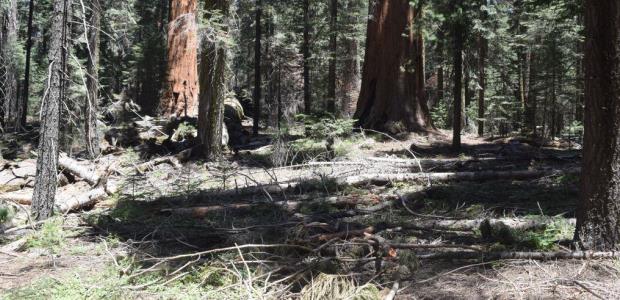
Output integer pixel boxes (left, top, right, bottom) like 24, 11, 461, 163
1, 121, 618, 299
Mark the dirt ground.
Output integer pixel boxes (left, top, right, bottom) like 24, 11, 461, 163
2, 130, 612, 300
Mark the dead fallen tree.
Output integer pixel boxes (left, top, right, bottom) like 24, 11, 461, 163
338, 168, 581, 186
134, 156, 182, 174
408, 217, 576, 232
161, 195, 395, 218
417, 250, 620, 261
58, 154, 101, 186
54, 186, 109, 213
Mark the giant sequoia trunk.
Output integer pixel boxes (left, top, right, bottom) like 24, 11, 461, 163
198, 0, 229, 159
575, 0, 620, 250
85, 0, 101, 158
32, 0, 68, 220
354, 0, 432, 133
161, 0, 199, 118
1, 0, 20, 130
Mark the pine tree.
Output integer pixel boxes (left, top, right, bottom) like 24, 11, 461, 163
575, 0, 620, 250
32, 0, 70, 220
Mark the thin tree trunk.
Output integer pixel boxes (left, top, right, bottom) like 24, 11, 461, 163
32, 0, 69, 220
198, 0, 229, 159
435, 28, 445, 111
20, 0, 34, 130
477, 35, 487, 137
85, 0, 101, 159
452, 18, 464, 151
1, 0, 19, 131
326, 0, 337, 114
161, 0, 199, 118
575, 0, 620, 251
252, 0, 262, 135
302, 0, 311, 115
340, 0, 361, 118
354, 0, 432, 133
525, 49, 537, 135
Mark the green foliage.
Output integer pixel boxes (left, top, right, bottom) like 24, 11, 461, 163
25, 217, 66, 254
296, 114, 356, 139
0, 205, 13, 224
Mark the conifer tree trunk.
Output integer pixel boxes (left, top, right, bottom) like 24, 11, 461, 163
20, 0, 35, 129
85, 0, 101, 159
478, 35, 487, 137
161, 0, 199, 118
1, 0, 19, 130
452, 16, 464, 150
32, 0, 69, 220
326, 0, 337, 114
340, 0, 361, 118
252, 0, 262, 135
302, 0, 311, 114
575, 0, 620, 250
198, 0, 229, 160
525, 50, 537, 135
354, 0, 432, 133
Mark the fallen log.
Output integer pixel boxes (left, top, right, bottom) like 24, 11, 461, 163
338, 168, 581, 186
161, 195, 392, 218
134, 156, 182, 174
408, 217, 576, 232
417, 250, 620, 261
0, 189, 33, 205
54, 186, 108, 213
58, 154, 100, 186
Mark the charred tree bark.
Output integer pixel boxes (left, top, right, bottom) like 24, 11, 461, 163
326, 0, 337, 114
32, 0, 69, 220
477, 35, 487, 137
161, 0, 199, 118
85, 0, 102, 159
252, 0, 262, 135
354, 0, 432, 133
198, 0, 229, 160
302, 0, 311, 114
575, 0, 620, 251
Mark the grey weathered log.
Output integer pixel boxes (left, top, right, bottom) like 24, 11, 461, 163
409, 217, 576, 232
417, 250, 620, 261
54, 186, 108, 213
58, 154, 100, 186
338, 168, 581, 185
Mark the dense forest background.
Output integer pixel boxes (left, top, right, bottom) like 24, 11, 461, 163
4, 0, 620, 299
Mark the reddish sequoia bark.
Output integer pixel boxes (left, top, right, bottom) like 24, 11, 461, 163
161, 0, 199, 118
354, 0, 432, 133
575, 0, 620, 250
